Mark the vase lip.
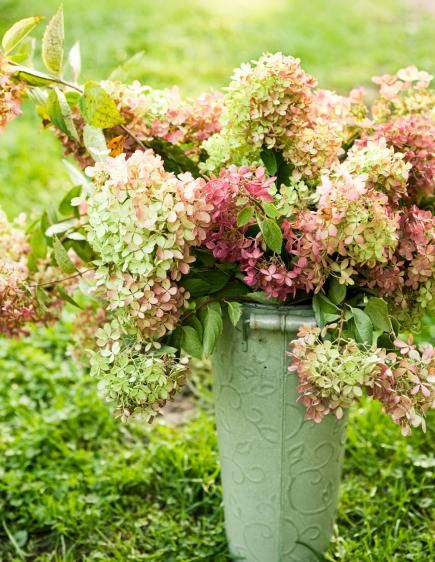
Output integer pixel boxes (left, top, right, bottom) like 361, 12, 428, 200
241, 301, 314, 315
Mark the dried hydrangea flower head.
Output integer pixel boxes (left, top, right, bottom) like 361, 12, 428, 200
0, 54, 24, 132
85, 149, 212, 340
372, 66, 434, 121
0, 211, 65, 335
100, 81, 223, 159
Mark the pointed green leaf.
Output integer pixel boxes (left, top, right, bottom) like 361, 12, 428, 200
262, 202, 280, 218
15, 67, 57, 87
59, 185, 82, 216
30, 227, 47, 259
42, 5, 64, 75
202, 306, 223, 357
236, 206, 254, 227
8, 36, 35, 65
327, 277, 347, 305
260, 148, 278, 175
246, 291, 280, 305
313, 293, 340, 327
80, 81, 124, 129
35, 286, 49, 313
2, 16, 43, 54
365, 297, 392, 333
226, 301, 242, 327
181, 326, 203, 359
350, 307, 373, 344
53, 237, 76, 274
259, 218, 282, 254
57, 285, 82, 309
47, 88, 79, 141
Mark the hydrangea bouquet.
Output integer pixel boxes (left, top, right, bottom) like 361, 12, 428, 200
1, 8, 434, 436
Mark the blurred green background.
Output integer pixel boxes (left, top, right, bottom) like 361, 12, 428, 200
0, 1, 434, 561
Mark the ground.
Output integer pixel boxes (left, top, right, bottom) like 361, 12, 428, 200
0, 1, 434, 560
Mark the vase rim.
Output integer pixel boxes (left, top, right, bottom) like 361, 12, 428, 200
241, 301, 314, 316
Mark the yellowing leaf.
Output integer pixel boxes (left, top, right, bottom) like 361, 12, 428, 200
53, 237, 76, 274
80, 81, 124, 129
42, 5, 64, 75
2, 16, 43, 54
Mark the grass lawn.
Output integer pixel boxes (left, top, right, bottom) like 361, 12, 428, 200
0, 0, 434, 560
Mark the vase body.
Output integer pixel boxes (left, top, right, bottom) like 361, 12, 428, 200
212, 303, 347, 562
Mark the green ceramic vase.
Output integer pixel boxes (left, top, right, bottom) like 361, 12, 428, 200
212, 303, 347, 562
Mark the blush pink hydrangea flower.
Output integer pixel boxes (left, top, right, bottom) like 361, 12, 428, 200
0, 55, 24, 132
358, 114, 434, 201
101, 81, 224, 159
372, 66, 434, 121
85, 149, 212, 341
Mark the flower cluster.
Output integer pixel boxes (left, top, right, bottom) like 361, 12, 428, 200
289, 327, 435, 435
363, 205, 435, 328
202, 53, 344, 183
101, 81, 223, 158
90, 330, 189, 422
85, 149, 212, 339
358, 114, 434, 202
0, 210, 65, 335
289, 326, 380, 422
1, 30, 434, 432
79, 149, 213, 415
370, 338, 435, 436
0, 54, 24, 132
371, 66, 435, 121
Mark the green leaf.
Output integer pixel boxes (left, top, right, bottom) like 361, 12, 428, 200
312, 294, 323, 327
30, 227, 47, 260
8, 36, 35, 65
65, 91, 81, 108
69, 239, 94, 263
148, 138, 199, 176
35, 286, 49, 313
313, 293, 340, 327
350, 307, 373, 344
202, 306, 223, 358
181, 270, 229, 297
262, 202, 280, 218
80, 81, 124, 129
186, 315, 203, 340
277, 161, 293, 187
83, 124, 108, 161
259, 218, 282, 254
42, 5, 64, 75
226, 301, 242, 327
236, 206, 254, 227
181, 326, 203, 359
365, 297, 392, 333
59, 185, 82, 217
15, 67, 57, 87
260, 148, 277, 175
246, 291, 280, 305
2, 16, 43, 54
327, 277, 347, 305
53, 237, 76, 274
47, 88, 79, 141
56, 285, 81, 309
214, 279, 250, 299
40, 211, 51, 238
